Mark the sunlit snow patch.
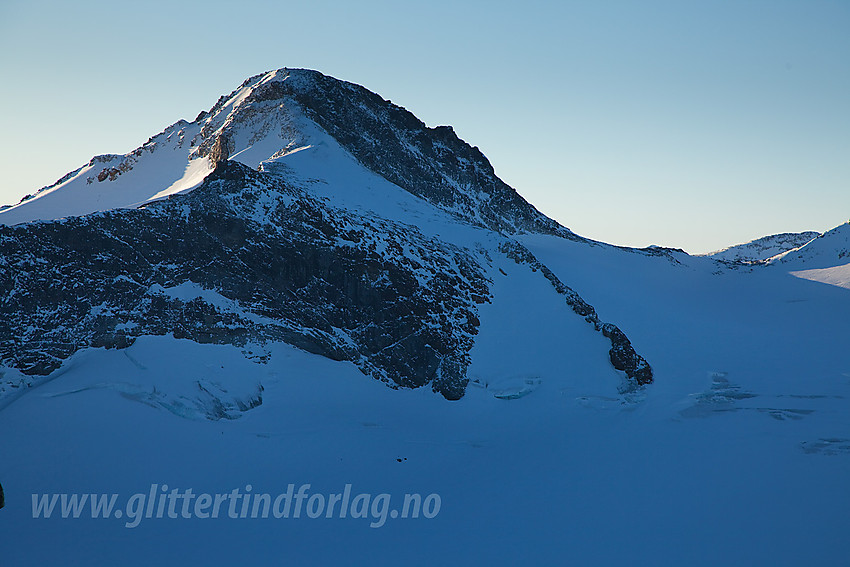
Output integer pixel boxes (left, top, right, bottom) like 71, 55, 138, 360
145, 157, 214, 203
789, 262, 850, 290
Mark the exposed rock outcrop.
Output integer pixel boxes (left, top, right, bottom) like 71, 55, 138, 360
0, 161, 488, 399
208, 132, 234, 165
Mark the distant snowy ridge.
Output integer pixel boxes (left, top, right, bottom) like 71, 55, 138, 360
774, 222, 850, 289
703, 223, 850, 290
773, 222, 850, 268
704, 231, 820, 263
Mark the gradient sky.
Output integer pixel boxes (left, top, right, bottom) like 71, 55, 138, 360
1, 0, 847, 253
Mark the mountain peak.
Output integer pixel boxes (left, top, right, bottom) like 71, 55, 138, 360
196, 67, 573, 236
0, 67, 655, 401
1, 67, 573, 239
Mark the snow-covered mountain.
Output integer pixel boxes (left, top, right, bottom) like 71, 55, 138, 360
1, 69, 849, 566
705, 230, 820, 263
0, 68, 652, 402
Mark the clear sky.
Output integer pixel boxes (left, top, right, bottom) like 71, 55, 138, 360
1, 0, 847, 253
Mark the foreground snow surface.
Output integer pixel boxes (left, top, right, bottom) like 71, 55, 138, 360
1, 248, 849, 566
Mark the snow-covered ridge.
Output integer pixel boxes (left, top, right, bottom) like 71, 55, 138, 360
774, 222, 850, 289
0, 119, 212, 226
701, 227, 850, 290
703, 230, 820, 263
0, 69, 307, 226
773, 222, 850, 268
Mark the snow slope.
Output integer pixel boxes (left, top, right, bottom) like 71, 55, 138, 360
0, 71, 289, 226
0, 122, 212, 226
771, 223, 850, 290
775, 222, 850, 268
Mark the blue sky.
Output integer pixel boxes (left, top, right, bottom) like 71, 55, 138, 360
1, 0, 847, 253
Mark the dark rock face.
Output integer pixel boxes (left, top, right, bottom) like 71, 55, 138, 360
208, 132, 234, 165
0, 161, 488, 399
599, 323, 653, 385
